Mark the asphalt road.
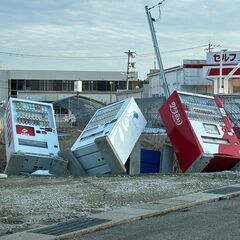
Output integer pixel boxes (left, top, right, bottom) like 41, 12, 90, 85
73, 196, 240, 240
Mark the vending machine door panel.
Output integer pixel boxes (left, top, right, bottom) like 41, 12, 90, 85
4, 98, 63, 175
159, 91, 204, 172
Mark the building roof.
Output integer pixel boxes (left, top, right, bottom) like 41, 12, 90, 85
0, 69, 138, 81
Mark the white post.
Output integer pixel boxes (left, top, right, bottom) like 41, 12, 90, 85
223, 61, 240, 93
219, 50, 223, 94
213, 78, 218, 94
229, 79, 234, 93
224, 76, 229, 93
219, 49, 228, 94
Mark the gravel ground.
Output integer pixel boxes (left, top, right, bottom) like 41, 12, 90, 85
1, 172, 240, 236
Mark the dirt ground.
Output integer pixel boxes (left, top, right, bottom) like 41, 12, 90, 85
1, 172, 240, 236
1, 128, 240, 236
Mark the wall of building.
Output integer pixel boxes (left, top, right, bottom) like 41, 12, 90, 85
148, 73, 164, 97
0, 70, 139, 103
165, 66, 183, 93
181, 85, 212, 94
146, 67, 184, 97
142, 83, 150, 98
0, 71, 9, 102
145, 60, 214, 97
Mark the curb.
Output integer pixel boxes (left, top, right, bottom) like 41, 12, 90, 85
57, 190, 240, 240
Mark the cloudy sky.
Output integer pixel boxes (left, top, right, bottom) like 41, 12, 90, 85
0, 0, 239, 79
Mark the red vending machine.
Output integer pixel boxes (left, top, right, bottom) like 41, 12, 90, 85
159, 91, 240, 172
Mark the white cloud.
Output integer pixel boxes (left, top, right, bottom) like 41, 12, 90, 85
0, 0, 239, 79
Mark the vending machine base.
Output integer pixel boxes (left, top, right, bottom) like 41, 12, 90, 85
95, 136, 126, 174
185, 154, 213, 173
185, 153, 240, 172
232, 161, 240, 171
72, 143, 113, 175
59, 149, 87, 177
203, 155, 240, 172
69, 136, 132, 176
4, 153, 68, 176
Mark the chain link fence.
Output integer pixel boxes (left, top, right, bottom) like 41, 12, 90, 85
135, 97, 166, 130
218, 94, 240, 128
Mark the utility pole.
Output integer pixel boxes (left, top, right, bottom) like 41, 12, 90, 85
204, 40, 221, 52
206, 40, 213, 52
145, 3, 170, 98
124, 50, 135, 90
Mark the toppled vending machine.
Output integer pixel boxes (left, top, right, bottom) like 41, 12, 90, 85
70, 97, 147, 175
4, 98, 67, 175
159, 91, 240, 172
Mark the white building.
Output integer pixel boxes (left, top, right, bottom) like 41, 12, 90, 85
146, 51, 240, 97
0, 70, 142, 104
146, 60, 212, 97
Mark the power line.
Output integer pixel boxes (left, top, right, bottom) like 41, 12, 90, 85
148, 1, 166, 10
0, 44, 211, 60
163, 44, 209, 53
0, 51, 126, 59
137, 44, 209, 57
148, 0, 166, 22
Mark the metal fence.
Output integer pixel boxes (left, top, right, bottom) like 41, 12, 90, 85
53, 95, 105, 130
135, 97, 166, 129
52, 94, 240, 132
218, 94, 240, 128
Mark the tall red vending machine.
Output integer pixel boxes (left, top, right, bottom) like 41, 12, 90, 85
159, 91, 240, 172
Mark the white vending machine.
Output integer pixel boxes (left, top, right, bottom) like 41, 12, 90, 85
71, 97, 147, 175
4, 98, 66, 175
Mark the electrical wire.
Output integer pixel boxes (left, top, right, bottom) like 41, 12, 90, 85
0, 44, 209, 60
136, 44, 209, 57
163, 44, 209, 53
0, 51, 126, 59
148, 0, 166, 22
148, 0, 166, 10
220, 46, 239, 50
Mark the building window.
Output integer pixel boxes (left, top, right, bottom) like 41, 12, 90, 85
26, 80, 31, 90
30, 80, 40, 90
17, 80, 25, 90
81, 80, 133, 91
118, 81, 127, 90
52, 80, 62, 91
9, 79, 74, 95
